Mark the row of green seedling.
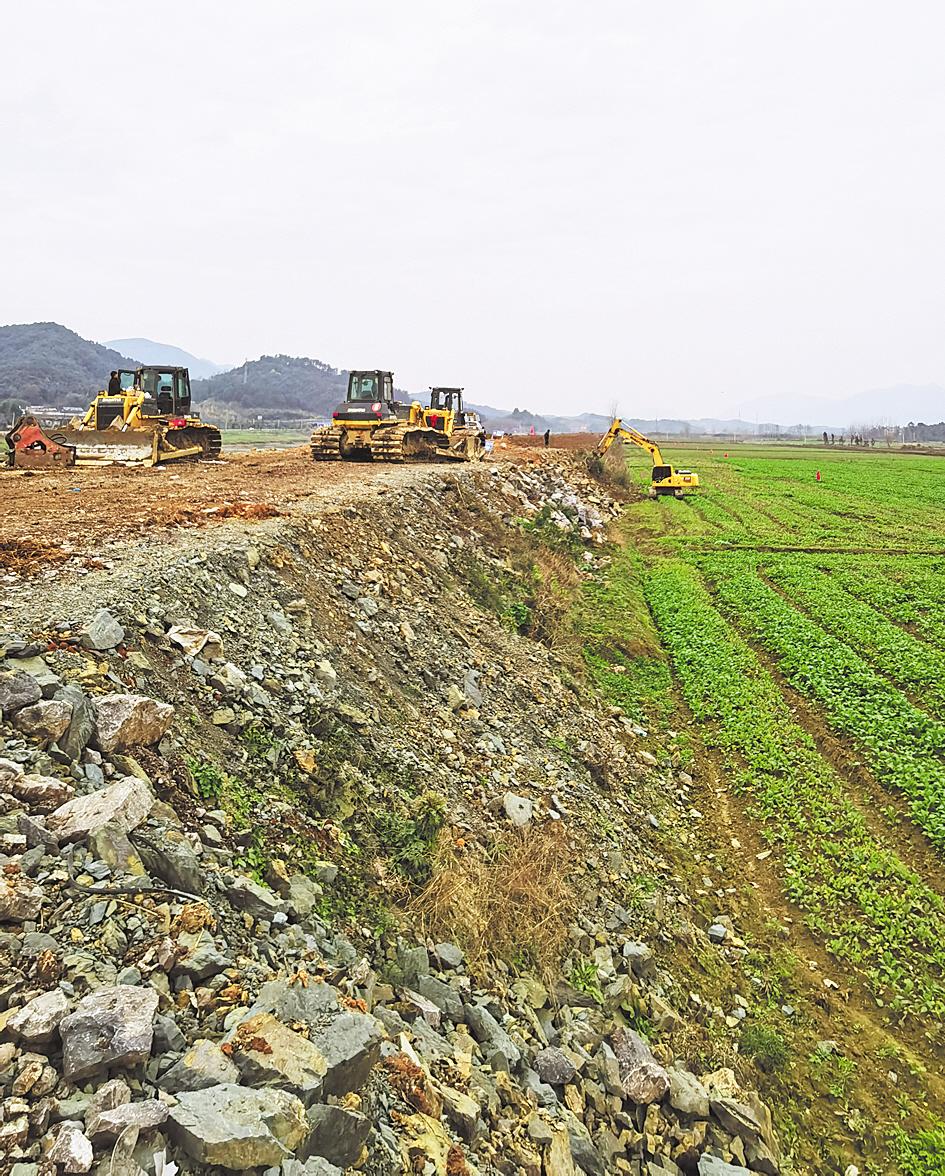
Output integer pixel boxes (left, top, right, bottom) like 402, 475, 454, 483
704, 555, 945, 851
645, 560, 945, 1021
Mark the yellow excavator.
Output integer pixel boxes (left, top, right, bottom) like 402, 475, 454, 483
6, 366, 222, 469
596, 419, 699, 496
311, 371, 484, 462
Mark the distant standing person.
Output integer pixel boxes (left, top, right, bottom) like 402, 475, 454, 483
543, 428, 550, 448
107, 370, 121, 395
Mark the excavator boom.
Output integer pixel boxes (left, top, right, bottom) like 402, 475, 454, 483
596, 420, 665, 464
596, 418, 699, 497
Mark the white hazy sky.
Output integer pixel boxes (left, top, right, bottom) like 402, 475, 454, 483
2, 1, 944, 419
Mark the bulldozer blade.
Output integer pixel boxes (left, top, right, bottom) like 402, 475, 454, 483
155, 443, 204, 463
54, 429, 159, 467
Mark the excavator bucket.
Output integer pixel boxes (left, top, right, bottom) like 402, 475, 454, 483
5, 417, 76, 469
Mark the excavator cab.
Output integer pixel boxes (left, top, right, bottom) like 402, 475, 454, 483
346, 371, 394, 405
137, 367, 193, 416
428, 387, 463, 428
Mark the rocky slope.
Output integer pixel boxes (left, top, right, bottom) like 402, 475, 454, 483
0, 458, 785, 1176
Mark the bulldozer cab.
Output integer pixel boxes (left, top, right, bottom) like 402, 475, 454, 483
429, 387, 469, 427
136, 367, 192, 416
347, 371, 394, 404
91, 367, 192, 430
429, 387, 463, 413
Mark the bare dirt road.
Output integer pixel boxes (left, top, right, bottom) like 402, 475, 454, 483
0, 447, 429, 574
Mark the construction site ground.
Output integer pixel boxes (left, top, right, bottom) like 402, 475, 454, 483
0, 447, 439, 576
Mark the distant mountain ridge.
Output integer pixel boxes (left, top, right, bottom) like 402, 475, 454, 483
106, 338, 228, 381
1, 322, 943, 432
0, 322, 139, 406
192, 355, 348, 415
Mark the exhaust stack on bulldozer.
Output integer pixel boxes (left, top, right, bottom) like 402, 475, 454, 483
310, 371, 485, 463
5, 366, 222, 469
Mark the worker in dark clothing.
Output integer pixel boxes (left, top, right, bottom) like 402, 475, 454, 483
543, 428, 551, 448
107, 371, 121, 395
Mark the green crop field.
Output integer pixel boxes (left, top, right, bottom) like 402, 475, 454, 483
589, 443, 945, 1169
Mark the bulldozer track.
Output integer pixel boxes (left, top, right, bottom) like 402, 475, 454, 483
310, 430, 342, 461
310, 422, 454, 464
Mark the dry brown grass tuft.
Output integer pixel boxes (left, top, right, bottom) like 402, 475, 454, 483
410, 823, 580, 983
585, 448, 638, 498
527, 547, 582, 657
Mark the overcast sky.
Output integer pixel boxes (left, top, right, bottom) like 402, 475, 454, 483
2, 1, 944, 419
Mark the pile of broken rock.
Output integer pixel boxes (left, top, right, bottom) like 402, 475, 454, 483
1, 570, 782, 1175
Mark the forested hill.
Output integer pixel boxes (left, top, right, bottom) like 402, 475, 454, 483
191, 355, 347, 416
0, 322, 139, 406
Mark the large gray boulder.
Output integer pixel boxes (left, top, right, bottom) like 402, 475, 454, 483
79, 608, 125, 651
13, 698, 73, 745
0, 756, 23, 785
160, 1038, 240, 1093
610, 1028, 669, 1104
465, 1002, 522, 1069
87, 1098, 168, 1141
5, 988, 69, 1045
173, 928, 233, 980
46, 1122, 94, 1172
534, 1046, 577, 1086
248, 978, 341, 1027
415, 975, 464, 1023
225, 1013, 327, 1104
0, 876, 43, 922
55, 684, 95, 761
60, 985, 158, 1082
302, 1104, 370, 1167
167, 1083, 309, 1170
698, 1158, 752, 1176
133, 823, 202, 894
47, 776, 154, 843
710, 1097, 764, 1144
667, 1066, 710, 1118
10, 774, 75, 812
226, 875, 287, 921
93, 694, 174, 752
312, 1011, 383, 1097
0, 670, 42, 716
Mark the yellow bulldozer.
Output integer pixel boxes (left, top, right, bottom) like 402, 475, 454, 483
5, 366, 221, 469
310, 371, 485, 463
597, 419, 699, 496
